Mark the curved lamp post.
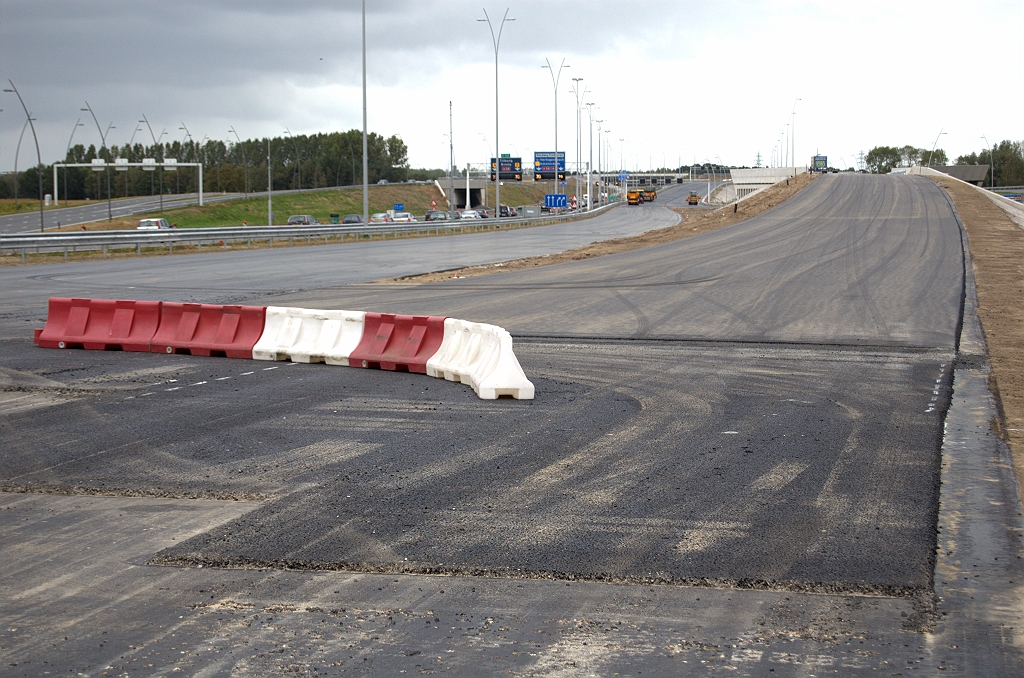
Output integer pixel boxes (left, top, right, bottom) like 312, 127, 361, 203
229, 126, 249, 197
82, 101, 114, 220
928, 129, 946, 167
64, 119, 84, 206
542, 57, 570, 195
478, 8, 514, 219
571, 77, 587, 200
981, 134, 993, 188
4, 81, 45, 231
13, 118, 29, 210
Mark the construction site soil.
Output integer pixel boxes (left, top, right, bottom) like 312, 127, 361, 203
930, 176, 1024, 493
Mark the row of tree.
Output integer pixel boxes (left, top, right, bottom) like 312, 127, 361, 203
864, 140, 1023, 186
0, 130, 410, 202
864, 145, 948, 175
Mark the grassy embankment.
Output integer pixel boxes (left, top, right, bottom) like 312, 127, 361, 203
55, 182, 552, 231
0, 198, 122, 216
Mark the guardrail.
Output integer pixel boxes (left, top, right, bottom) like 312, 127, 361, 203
1, 202, 619, 261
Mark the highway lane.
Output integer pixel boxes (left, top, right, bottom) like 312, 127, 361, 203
0, 193, 205, 234
0, 184, 698, 332
0, 184, 356, 234
278, 174, 964, 348
3, 174, 1021, 675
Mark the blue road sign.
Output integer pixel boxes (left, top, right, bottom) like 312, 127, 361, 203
393, 203, 404, 211
534, 152, 566, 180
544, 194, 568, 209
618, 172, 629, 181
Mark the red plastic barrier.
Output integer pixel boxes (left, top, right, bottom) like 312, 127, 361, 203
34, 297, 161, 351
348, 313, 447, 373
151, 303, 266, 359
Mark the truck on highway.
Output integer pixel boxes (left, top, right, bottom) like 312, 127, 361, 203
642, 188, 657, 202
627, 189, 644, 205
687, 191, 701, 205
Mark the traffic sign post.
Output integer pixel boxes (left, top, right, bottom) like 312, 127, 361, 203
544, 194, 567, 209
430, 200, 437, 209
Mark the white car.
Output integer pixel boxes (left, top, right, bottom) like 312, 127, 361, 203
136, 218, 173, 230
459, 209, 482, 220
369, 213, 392, 223
391, 212, 415, 223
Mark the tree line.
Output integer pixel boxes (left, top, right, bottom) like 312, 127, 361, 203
864, 140, 1023, 185
0, 129, 410, 202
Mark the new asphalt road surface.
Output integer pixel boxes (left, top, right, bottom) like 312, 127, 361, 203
3, 174, 1022, 675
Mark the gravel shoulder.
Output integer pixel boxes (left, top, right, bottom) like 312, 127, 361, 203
931, 176, 1024, 495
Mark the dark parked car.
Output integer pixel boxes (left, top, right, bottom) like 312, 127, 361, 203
287, 214, 318, 226
341, 214, 362, 224
424, 210, 450, 221
498, 205, 518, 217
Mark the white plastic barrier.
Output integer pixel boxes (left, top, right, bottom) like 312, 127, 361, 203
252, 307, 366, 364
426, 318, 535, 400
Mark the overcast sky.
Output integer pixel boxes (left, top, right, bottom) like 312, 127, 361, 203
1, 0, 1021, 174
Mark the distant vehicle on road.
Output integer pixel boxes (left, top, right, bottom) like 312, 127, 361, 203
627, 190, 644, 205
287, 215, 318, 226
136, 218, 173, 230
424, 210, 450, 221
642, 188, 657, 202
459, 209, 482, 220
341, 214, 362, 224
369, 212, 392, 223
687, 191, 701, 205
498, 205, 518, 217
377, 179, 389, 185
392, 212, 416, 223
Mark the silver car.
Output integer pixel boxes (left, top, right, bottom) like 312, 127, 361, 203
136, 218, 173, 230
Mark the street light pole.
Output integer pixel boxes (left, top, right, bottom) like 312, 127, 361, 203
449, 101, 455, 213
571, 76, 585, 200
361, 0, 369, 224
267, 137, 273, 225
13, 116, 30, 213
180, 122, 197, 200
139, 115, 167, 210
82, 101, 114, 220
585, 102, 594, 211
595, 119, 604, 204
3, 80, 45, 231
791, 97, 801, 173
542, 57, 569, 195
229, 126, 248, 198
978, 135, 995, 188
63, 119, 84, 206
928, 128, 946, 167
479, 8, 514, 220
283, 127, 301, 190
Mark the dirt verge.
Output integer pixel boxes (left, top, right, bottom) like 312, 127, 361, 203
931, 176, 1024, 495
384, 172, 819, 284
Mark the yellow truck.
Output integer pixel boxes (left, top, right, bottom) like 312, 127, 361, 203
627, 189, 644, 205
643, 188, 657, 202
686, 191, 701, 205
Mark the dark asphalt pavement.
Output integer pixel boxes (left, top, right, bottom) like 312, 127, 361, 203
3, 173, 1022, 675
1, 340, 947, 594
283, 174, 963, 347
0, 186, 696, 331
